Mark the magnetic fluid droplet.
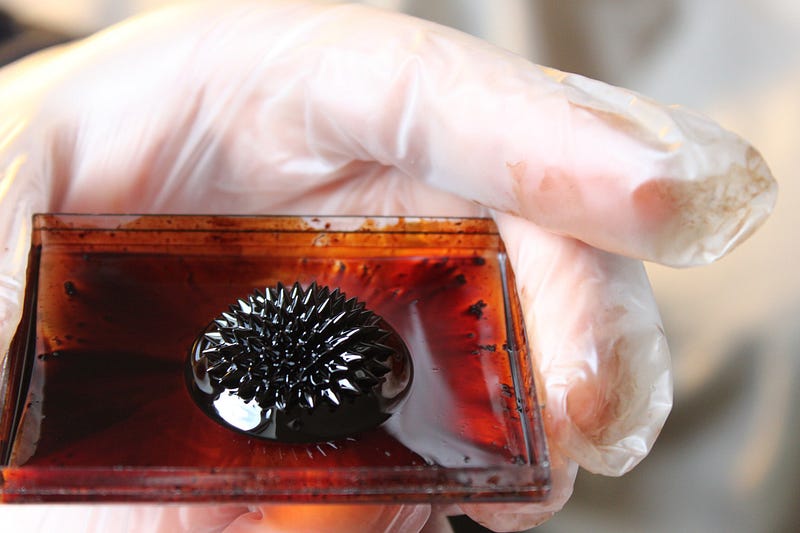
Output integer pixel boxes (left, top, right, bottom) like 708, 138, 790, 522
186, 282, 412, 442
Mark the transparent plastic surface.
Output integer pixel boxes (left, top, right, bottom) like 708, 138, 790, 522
0, 214, 549, 503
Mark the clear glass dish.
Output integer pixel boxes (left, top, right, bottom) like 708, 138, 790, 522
0, 214, 550, 503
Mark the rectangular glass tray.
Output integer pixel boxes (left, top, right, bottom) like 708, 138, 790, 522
0, 214, 550, 503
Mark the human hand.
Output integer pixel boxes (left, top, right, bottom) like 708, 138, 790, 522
0, 1, 775, 531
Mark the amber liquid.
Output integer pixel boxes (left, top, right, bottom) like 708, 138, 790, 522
1, 215, 548, 503
10, 253, 525, 466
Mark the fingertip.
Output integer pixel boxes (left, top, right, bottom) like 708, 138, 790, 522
461, 72, 777, 265
630, 144, 777, 266
494, 213, 672, 476
562, 325, 671, 475
458, 506, 554, 532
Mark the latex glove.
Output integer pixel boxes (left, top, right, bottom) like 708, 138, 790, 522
0, 1, 775, 531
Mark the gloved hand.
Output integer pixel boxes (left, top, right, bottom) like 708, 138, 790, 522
0, 1, 775, 531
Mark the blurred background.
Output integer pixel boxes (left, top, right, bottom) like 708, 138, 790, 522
0, 1, 797, 532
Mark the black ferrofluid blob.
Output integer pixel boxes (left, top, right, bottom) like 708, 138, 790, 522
187, 282, 412, 442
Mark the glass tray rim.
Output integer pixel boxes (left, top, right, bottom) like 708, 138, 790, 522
31, 213, 504, 235
0, 464, 550, 503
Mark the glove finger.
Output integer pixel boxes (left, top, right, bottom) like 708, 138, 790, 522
0, 143, 46, 366
0, 497, 429, 532
3, 1, 774, 267
199, 0, 774, 266
224, 504, 430, 533
0, 504, 249, 533
494, 211, 672, 476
